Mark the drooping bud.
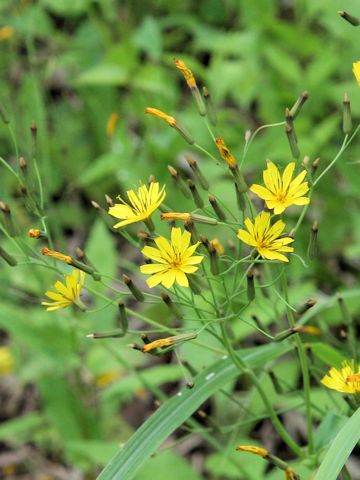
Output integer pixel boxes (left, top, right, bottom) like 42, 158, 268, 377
342, 93, 352, 134
289, 91, 309, 119
202, 86, 217, 125
123, 274, 144, 302
186, 155, 209, 190
338, 10, 360, 26
208, 195, 227, 221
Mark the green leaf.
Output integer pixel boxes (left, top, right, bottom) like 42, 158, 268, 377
315, 412, 348, 450
311, 343, 347, 368
97, 342, 291, 480
75, 64, 129, 86
314, 408, 360, 480
135, 450, 203, 480
85, 219, 117, 279
0, 414, 44, 443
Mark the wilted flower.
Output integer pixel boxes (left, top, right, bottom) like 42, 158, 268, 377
140, 227, 203, 288
41, 270, 85, 311
250, 162, 309, 214
237, 212, 294, 262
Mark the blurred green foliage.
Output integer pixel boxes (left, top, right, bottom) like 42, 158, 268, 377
1, 0, 360, 478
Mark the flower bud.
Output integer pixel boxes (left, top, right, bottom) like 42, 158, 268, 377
188, 179, 204, 208
123, 274, 144, 302
338, 10, 360, 26
118, 301, 128, 334
311, 157, 320, 177
246, 269, 255, 301
285, 123, 300, 159
208, 242, 219, 275
343, 93, 352, 134
297, 297, 317, 315
168, 165, 191, 199
208, 195, 227, 221
307, 221, 318, 260
289, 91, 309, 119
203, 86, 217, 125
0, 202, 17, 237
174, 58, 206, 116
0, 245, 17, 266
160, 292, 183, 318
186, 155, 209, 190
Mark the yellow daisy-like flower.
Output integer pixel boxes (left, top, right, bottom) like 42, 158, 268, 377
108, 182, 166, 229
41, 270, 86, 311
140, 227, 203, 288
321, 361, 360, 394
237, 211, 294, 262
250, 162, 310, 215
0, 347, 13, 376
353, 61, 360, 86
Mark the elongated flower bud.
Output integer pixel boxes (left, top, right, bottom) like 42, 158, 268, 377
160, 292, 183, 319
188, 179, 204, 208
0, 202, 17, 237
203, 86, 217, 125
142, 332, 197, 353
186, 155, 209, 190
297, 298, 317, 315
184, 218, 199, 243
118, 301, 128, 334
75, 247, 101, 281
123, 274, 144, 302
215, 138, 237, 168
289, 91, 309, 119
285, 108, 297, 142
236, 445, 269, 457
343, 93, 352, 134
208, 195, 226, 221
307, 221, 318, 259
168, 165, 191, 199
160, 212, 217, 225
338, 10, 360, 26
87, 329, 126, 339
106, 112, 119, 138
285, 123, 300, 159
247, 269, 255, 301
311, 157, 320, 177
292, 325, 321, 335
208, 242, 219, 275
0, 245, 17, 266
235, 183, 246, 211
105, 194, 113, 207
210, 238, 224, 256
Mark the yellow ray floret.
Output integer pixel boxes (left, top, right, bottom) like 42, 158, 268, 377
321, 361, 360, 394
237, 211, 294, 262
353, 61, 360, 86
41, 270, 85, 311
0, 347, 13, 376
140, 227, 203, 289
250, 162, 310, 215
109, 182, 166, 228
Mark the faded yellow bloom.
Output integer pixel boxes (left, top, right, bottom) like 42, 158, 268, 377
285, 468, 300, 480
321, 361, 360, 394
0, 26, 14, 41
28, 228, 42, 238
160, 212, 192, 222
106, 112, 119, 137
142, 337, 175, 353
353, 61, 360, 86
250, 162, 310, 215
109, 182, 166, 228
210, 238, 225, 256
237, 211, 294, 262
41, 247, 73, 264
215, 138, 237, 168
140, 227, 203, 288
145, 107, 176, 127
95, 371, 121, 388
174, 58, 197, 88
295, 325, 321, 336
0, 347, 13, 375
236, 445, 268, 457
41, 270, 85, 311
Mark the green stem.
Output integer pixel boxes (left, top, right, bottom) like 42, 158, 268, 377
282, 272, 314, 454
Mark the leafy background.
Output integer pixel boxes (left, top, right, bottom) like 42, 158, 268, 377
1, 0, 360, 478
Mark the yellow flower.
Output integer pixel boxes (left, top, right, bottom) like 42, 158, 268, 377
236, 445, 269, 457
321, 361, 360, 394
140, 227, 203, 288
108, 182, 166, 228
353, 61, 360, 86
0, 26, 14, 41
250, 162, 310, 215
210, 238, 225, 256
41, 270, 85, 311
237, 211, 294, 262
0, 347, 13, 376
285, 468, 299, 480
106, 112, 119, 137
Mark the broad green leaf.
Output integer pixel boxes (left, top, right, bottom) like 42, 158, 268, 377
314, 408, 360, 480
97, 342, 291, 480
311, 343, 347, 368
